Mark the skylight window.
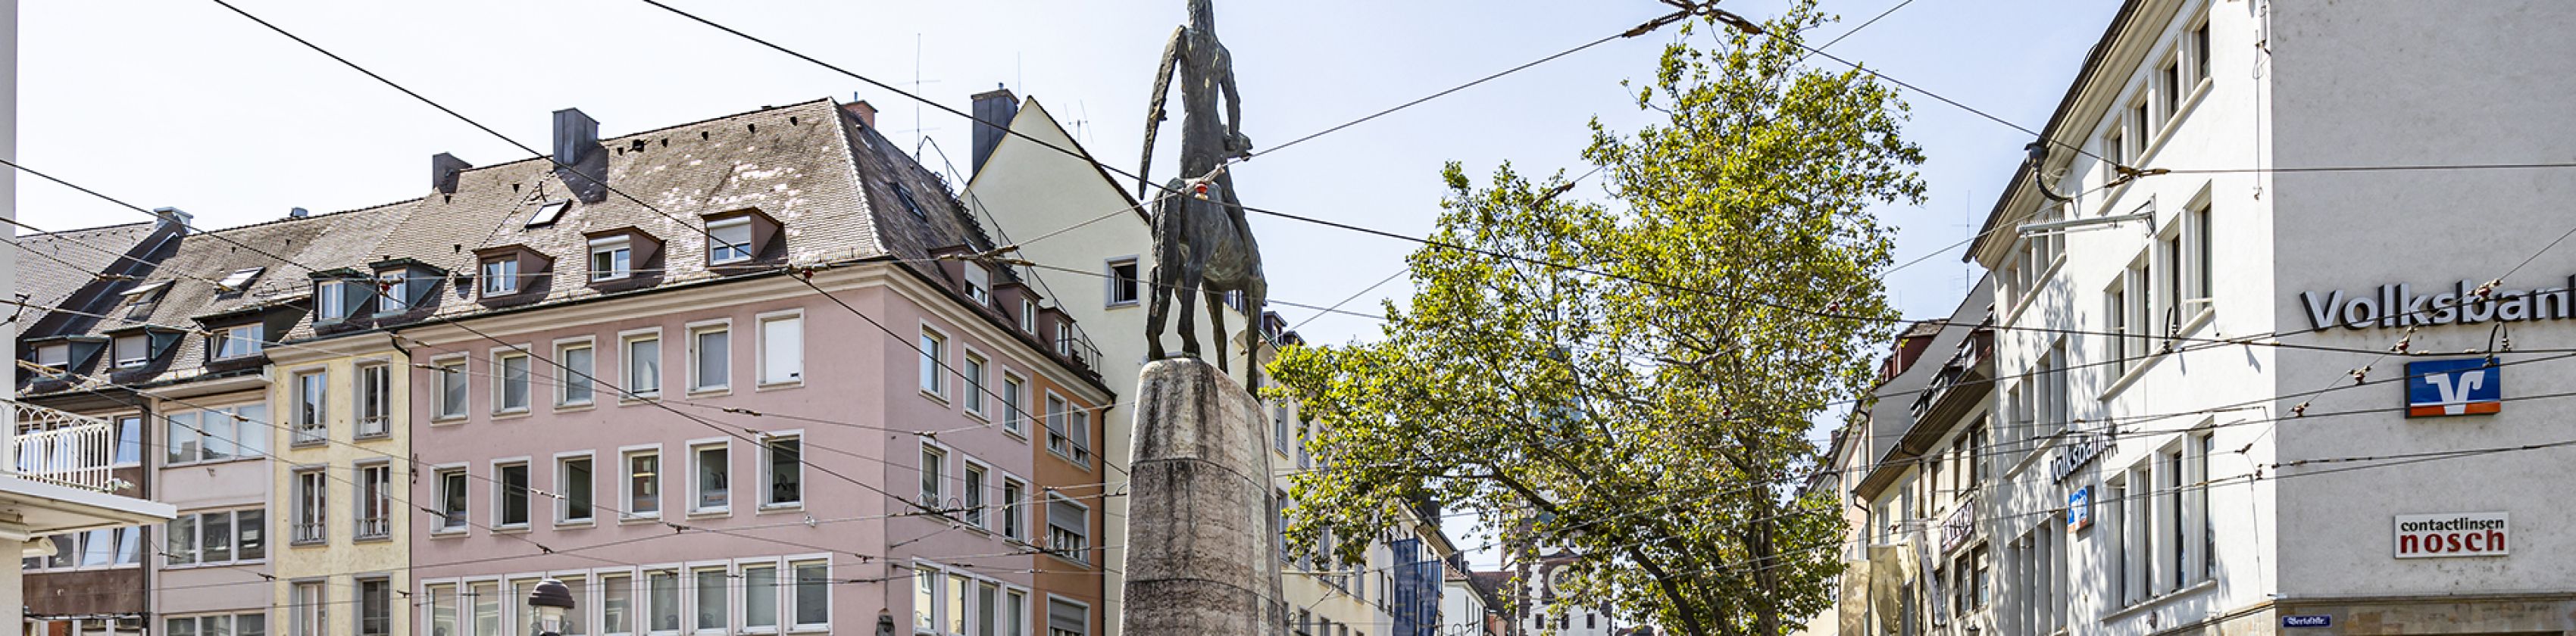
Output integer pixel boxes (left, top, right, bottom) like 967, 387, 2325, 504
121, 282, 170, 320
217, 267, 265, 292
893, 182, 925, 219
527, 201, 571, 228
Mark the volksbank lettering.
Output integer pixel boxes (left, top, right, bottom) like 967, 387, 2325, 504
2300, 279, 2576, 331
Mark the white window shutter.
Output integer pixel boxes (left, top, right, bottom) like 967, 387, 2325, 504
764, 316, 804, 383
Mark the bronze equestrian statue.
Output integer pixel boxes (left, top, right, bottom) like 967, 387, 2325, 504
1140, 0, 1268, 390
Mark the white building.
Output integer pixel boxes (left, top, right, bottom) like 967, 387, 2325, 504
1837, 0, 2576, 634
2, 2, 177, 631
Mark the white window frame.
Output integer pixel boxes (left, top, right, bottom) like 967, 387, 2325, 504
961, 349, 989, 419
291, 468, 327, 545
558, 337, 599, 407
756, 310, 804, 388
622, 445, 664, 521
482, 257, 521, 296
558, 450, 598, 526
622, 328, 664, 400
493, 458, 533, 530
760, 432, 804, 510
999, 372, 1027, 438
1018, 298, 1037, 334
1105, 257, 1141, 307
964, 263, 992, 307
590, 236, 635, 282
687, 320, 732, 394
1044, 493, 1091, 565
961, 460, 989, 531
316, 279, 351, 321
355, 461, 393, 541
291, 579, 327, 636
112, 333, 150, 368
999, 477, 1028, 541
214, 324, 265, 360
433, 354, 470, 422
918, 326, 949, 400
786, 559, 832, 632
433, 464, 470, 535
689, 563, 731, 634
377, 272, 411, 314
708, 217, 754, 265
495, 348, 534, 414
739, 558, 784, 634
644, 567, 684, 636
355, 362, 392, 438
1044, 594, 1091, 636
291, 369, 329, 446
688, 440, 731, 516
918, 441, 949, 513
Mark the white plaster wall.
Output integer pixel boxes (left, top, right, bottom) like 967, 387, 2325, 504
2263, 0, 2576, 600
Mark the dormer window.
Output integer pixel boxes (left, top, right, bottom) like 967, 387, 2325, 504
482, 258, 521, 295
317, 281, 349, 320
213, 325, 264, 360
112, 334, 148, 369
526, 201, 570, 228
32, 344, 69, 373
708, 217, 753, 264
1020, 298, 1038, 333
591, 236, 633, 281
965, 264, 992, 306
378, 272, 411, 313
120, 282, 170, 320
217, 267, 265, 292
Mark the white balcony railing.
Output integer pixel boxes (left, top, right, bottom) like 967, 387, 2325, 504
7, 399, 123, 493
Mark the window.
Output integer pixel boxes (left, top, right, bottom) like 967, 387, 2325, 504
498, 351, 533, 413
626, 333, 663, 398
764, 435, 802, 507
758, 313, 802, 385
560, 577, 591, 636
496, 461, 531, 528
214, 324, 264, 359
356, 363, 389, 437
29, 342, 69, 374
690, 325, 730, 391
561, 455, 596, 523
357, 464, 392, 540
291, 581, 327, 636
1045, 395, 1071, 460
893, 181, 926, 218
648, 570, 682, 634
2111, 256, 2152, 375
1046, 598, 1088, 636
113, 333, 149, 368
963, 353, 989, 416
965, 263, 993, 306
163, 404, 266, 463
2128, 100, 2149, 160
472, 581, 502, 636
218, 267, 264, 292
437, 467, 469, 532
113, 416, 143, 466
791, 561, 830, 629
1046, 495, 1089, 563
482, 258, 521, 296
692, 443, 730, 513
920, 446, 946, 510
602, 573, 635, 636
430, 585, 461, 636
591, 236, 634, 281
1005, 590, 1027, 636
709, 217, 754, 264
744, 563, 780, 631
948, 574, 969, 634
2163, 446, 2188, 592
2043, 341, 2069, 433
914, 571, 936, 633
316, 280, 351, 320
2199, 433, 2217, 581
1001, 479, 1027, 540
1070, 408, 1091, 465
962, 463, 988, 528
292, 469, 327, 545
693, 567, 729, 632
293, 370, 327, 445
1106, 258, 1140, 307
1000, 373, 1027, 436
378, 272, 411, 313
162, 510, 258, 563
1274, 404, 1292, 454
358, 578, 392, 636
1019, 298, 1037, 333
1054, 322, 1074, 357
22, 527, 142, 571
626, 450, 662, 518
2186, 200, 2213, 308
920, 329, 947, 396
528, 201, 571, 228
436, 358, 469, 419
561, 341, 597, 406
2191, 20, 2211, 87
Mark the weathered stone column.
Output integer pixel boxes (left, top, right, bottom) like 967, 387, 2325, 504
1118, 357, 1286, 635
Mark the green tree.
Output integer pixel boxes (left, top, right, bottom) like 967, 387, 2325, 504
1265, 4, 1923, 634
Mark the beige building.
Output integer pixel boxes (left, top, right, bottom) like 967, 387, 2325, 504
266, 332, 408, 636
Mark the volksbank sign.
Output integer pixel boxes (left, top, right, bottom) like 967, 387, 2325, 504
2300, 279, 2576, 331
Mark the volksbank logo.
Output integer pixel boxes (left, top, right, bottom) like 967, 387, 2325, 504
2299, 279, 2576, 331
2405, 359, 2500, 418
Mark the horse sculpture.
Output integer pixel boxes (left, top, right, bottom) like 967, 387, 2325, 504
1143, 177, 1268, 390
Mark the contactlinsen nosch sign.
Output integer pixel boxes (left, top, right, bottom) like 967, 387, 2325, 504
2393, 513, 2509, 559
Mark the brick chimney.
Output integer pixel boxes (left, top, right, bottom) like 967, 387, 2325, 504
971, 87, 1019, 176
842, 100, 878, 129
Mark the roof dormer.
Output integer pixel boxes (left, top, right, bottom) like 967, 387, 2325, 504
474, 244, 556, 303
367, 257, 447, 316
701, 207, 781, 271
308, 268, 374, 326
583, 226, 664, 288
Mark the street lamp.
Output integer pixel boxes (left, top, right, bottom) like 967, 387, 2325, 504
528, 578, 577, 636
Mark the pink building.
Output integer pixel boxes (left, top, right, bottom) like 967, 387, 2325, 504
328, 100, 1106, 636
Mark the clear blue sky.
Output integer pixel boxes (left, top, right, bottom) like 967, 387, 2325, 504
19, 0, 2118, 567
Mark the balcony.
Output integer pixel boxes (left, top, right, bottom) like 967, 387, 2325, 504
2, 399, 175, 536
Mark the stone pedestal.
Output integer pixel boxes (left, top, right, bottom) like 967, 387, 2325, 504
1118, 357, 1286, 635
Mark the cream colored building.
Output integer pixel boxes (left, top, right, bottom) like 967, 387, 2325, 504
265, 334, 409, 636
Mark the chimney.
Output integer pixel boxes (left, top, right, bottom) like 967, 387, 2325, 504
431, 152, 472, 194
843, 99, 878, 129
552, 108, 610, 203
151, 207, 193, 232
289, 207, 309, 219
971, 87, 1019, 176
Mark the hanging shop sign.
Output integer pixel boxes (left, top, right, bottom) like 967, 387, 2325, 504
2299, 279, 2576, 331
2049, 433, 2111, 484
2405, 358, 2501, 417
2066, 487, 2093, 533
2393, 512, 2509, 559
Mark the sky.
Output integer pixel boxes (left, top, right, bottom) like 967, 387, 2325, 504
15, 0, 2119, 569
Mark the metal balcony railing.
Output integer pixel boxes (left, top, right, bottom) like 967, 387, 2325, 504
7, 399, 123, 493
354, 517, 392, 540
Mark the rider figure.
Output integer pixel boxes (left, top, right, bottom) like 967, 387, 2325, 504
1143, 0, 1252, 239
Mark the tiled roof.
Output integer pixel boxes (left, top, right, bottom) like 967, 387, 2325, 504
25, 98, 1021, 396
15, 222, 154, 310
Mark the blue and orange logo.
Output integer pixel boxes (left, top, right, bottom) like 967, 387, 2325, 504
2406, 358, 2500, 417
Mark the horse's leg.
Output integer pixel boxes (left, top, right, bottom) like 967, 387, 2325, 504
1175, 263, 1203, 359
1244, 276, 1268, 391
1204, 288, 1229, 373
1144, 263, 1171, 360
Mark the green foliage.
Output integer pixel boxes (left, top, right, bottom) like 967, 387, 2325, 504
1265, 3, 1923, 634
